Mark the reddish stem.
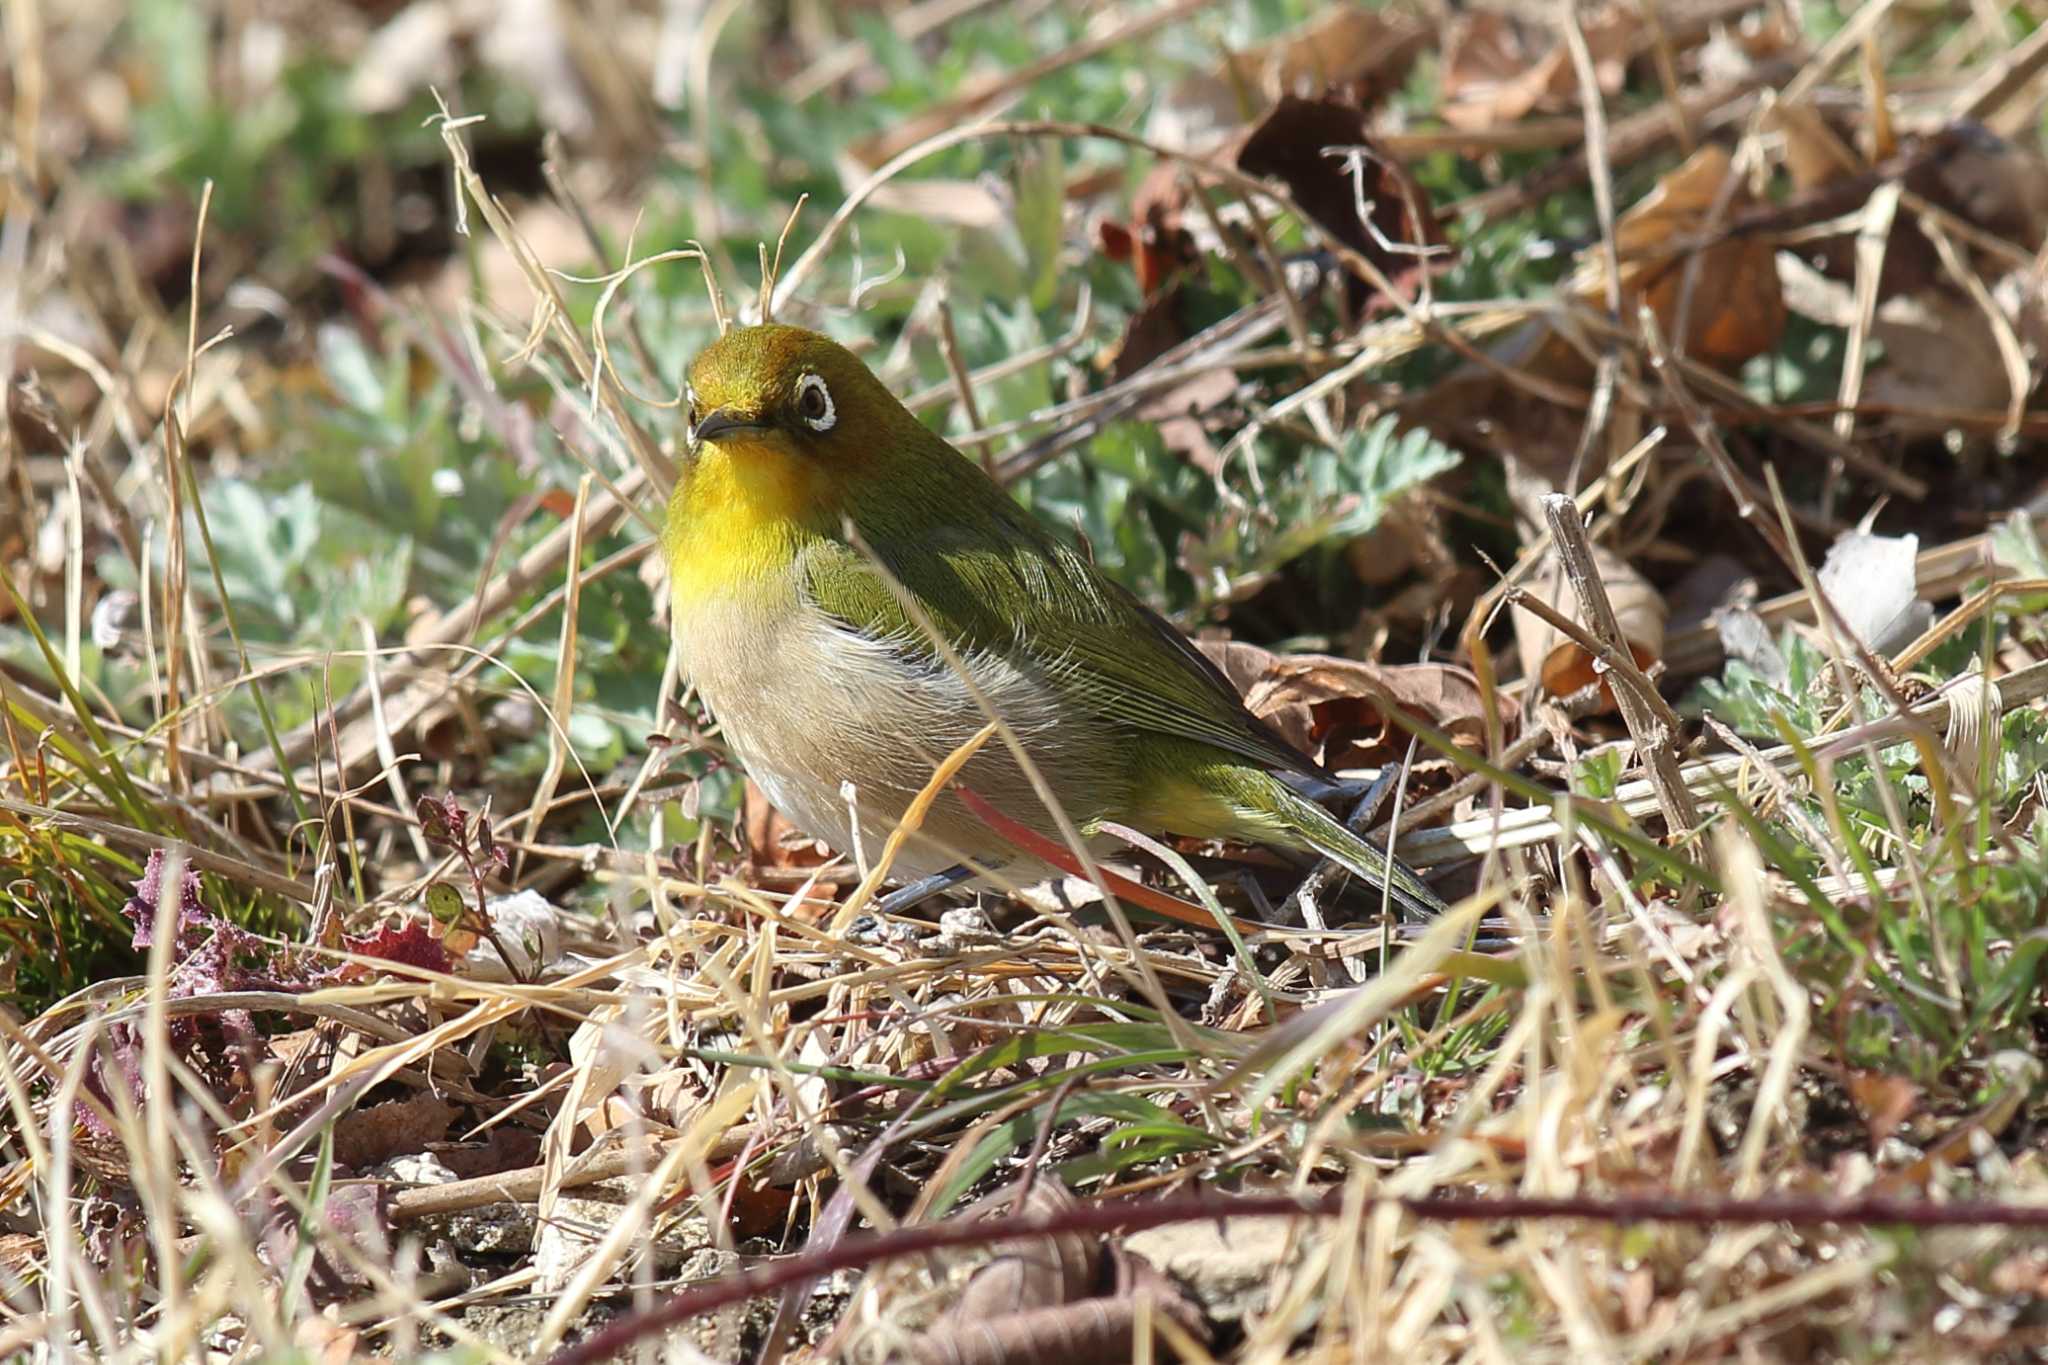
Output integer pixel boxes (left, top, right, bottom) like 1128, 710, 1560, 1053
544, 1187, 2048, 1365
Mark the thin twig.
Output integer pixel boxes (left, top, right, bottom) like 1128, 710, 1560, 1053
1541, 494, 1698, 834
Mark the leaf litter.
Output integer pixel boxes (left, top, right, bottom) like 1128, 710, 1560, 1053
5, 2, 2048, 1362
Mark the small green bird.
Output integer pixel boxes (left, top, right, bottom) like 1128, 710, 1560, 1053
663, 322, 1444, 918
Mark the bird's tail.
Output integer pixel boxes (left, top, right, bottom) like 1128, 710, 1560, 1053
1265, 778, 1447, 919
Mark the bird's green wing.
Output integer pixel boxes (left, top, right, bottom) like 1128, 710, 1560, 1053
794, 522, 1324, 780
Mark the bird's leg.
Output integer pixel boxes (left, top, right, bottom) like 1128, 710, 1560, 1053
1233, 869, 1296, 926
874, 862, 982, 916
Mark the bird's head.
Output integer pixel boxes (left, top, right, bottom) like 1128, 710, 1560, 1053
666, 323, 1000, 603
678, 324, 929, 525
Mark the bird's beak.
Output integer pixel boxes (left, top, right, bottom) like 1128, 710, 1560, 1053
693, 409, 769, 444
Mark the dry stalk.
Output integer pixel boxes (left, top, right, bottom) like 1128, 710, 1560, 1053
1540, 493, 1698, 834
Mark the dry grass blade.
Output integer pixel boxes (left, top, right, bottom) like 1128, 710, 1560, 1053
9, 6, 2048, 1361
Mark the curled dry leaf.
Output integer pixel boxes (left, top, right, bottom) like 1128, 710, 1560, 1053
743, 778, 838, 877
1198, 638, 1491, 769
1513, 544, 1667, 706
428, 1125, 543, 1181
1134, 364, 1235, 474
1147, 4, 1429, 151
1413, 143, 1782, 483
946, 1183, 1099, 1322
1766, 114, 2048, 442
1779, 246, 2026, 441
1768, 110, 2048, 297
1593, 142, 1787, 370
909, 1282, 1205, 1365
1867, 286, 2028, 435
1098, 157, 1201, 301
1341, 493, 1480, 631
1920, 123, 2048, 253
912, 1182, 1210, 1365
1115, 2, 1429, 295
1103, 280, 1197, 379
1439, 6, 1636, 132
1106, 95, 1449, 324
1765, 98, 1864, 196
331, 1094, 459, 1170
1101, 264, 1241, 474
1244, 4, 1426, 105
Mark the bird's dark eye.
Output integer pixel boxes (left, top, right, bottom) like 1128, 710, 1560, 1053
795, 374, 835, 432
685, 385, 700, 442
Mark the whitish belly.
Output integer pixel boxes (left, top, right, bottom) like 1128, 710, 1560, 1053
676, 595, 1120, 880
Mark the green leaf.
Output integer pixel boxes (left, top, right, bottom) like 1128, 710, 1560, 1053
425, 883, 466, 927
1014, 140, 1065, 313
931, 1089, 1210, 1213
316, 322, 388, 417
1324, 416, 1464, 540
928, 1020, 1200, 1100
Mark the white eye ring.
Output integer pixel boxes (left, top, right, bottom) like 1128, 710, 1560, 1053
685, 384, 700, 442
795, 374, 835, 432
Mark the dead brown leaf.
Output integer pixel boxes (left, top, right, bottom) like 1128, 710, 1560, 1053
1844, 1070, 1919, 1148
1779, 234, 2029, 436
948, 1184, 1099, 1323
1765, 98, 1864, 193
1104, 282, 1193, 380
1916, 123, 2048, 253
332, 1093, 459, 1170
1512, 544, 1667, 705
1132, 363, 1235, 475
1234, 95, 1450, 315
1411, 143, 1782, 484
912, 1183, 1209, 1365
1097, 156, 1201, 301
742, 779, 836, 876
1199, 639, 1490, 769
1598, 143, 1786, 369
429, 1125, 543, 1180
1441, 7, 1636, 132
1765, 112, 2048, 299
1255, 5, 1425, 104
1150, 4, 1428, 149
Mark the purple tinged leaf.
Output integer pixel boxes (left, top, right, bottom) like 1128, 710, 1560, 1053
122, 849, 209, 951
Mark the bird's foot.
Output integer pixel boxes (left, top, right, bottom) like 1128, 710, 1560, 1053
874, 862, 982, 916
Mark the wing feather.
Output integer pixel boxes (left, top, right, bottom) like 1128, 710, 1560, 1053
794, 523, 1324, 781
